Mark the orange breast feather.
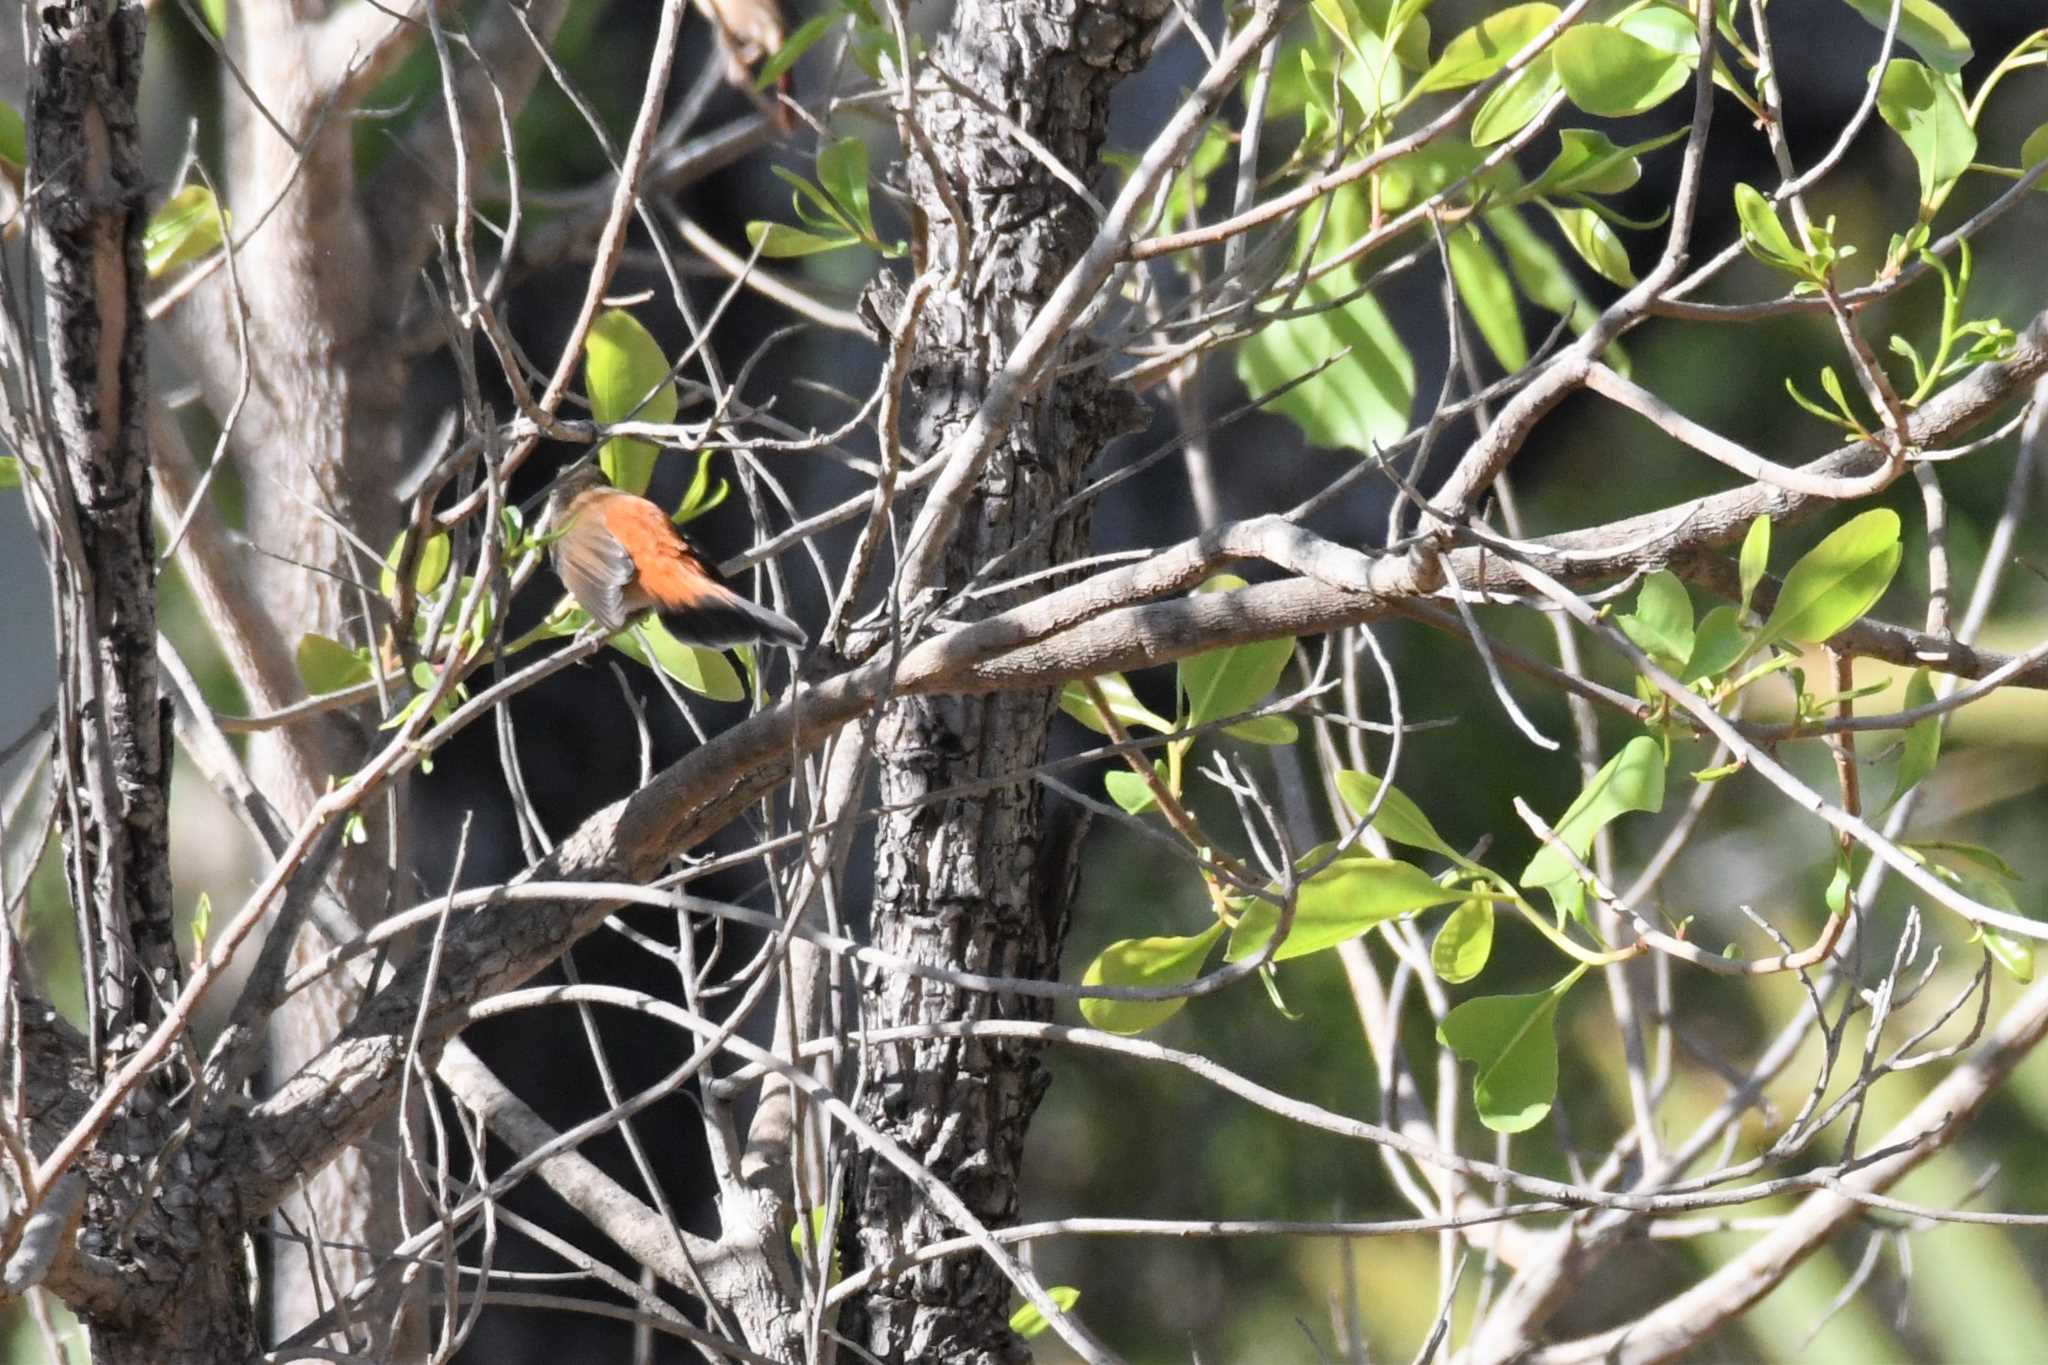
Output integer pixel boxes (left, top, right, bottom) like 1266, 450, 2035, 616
599, 494, 724, 612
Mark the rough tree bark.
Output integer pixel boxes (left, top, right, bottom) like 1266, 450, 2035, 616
841, 2, 1165, 1358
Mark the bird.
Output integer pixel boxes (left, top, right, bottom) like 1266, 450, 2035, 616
546, 464, 807, 651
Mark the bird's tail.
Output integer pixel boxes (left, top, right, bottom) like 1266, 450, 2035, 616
659, 589, 808, 650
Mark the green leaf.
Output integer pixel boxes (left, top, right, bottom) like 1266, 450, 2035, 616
1616, 570, 1693, 670
1079, 923, 1224, 1034
1470, 58, 1561, 146
296, 633, 373, 695
816, 137, 877, 241
1415, 3, 1559, 93
1527, 127, 1683, 198
1756, 509, 1902, 648
615, 621, 746, 701
1227, 855, 1468, 962
1682, 605, 1749, 683
585, 309, 678, 497
1732, 182, 1807, 274
1225, 713, 1300, 745
1431, 898, 1496, 984
144, 185, 229, 277
1986, 927, 2036, 983
0, 455, 18, 491
745, 221, 860, 257
1488, 208, 1619, 364
1520, 736, 1666, 921
1447, 224, 1528, 370
1337, 770, 1464, 863
1180, 580, 1295, 728
1912, 839, 2020, 881
379, 529, 452, 600
0, 103, 24, 171
1437, 978, 1573, 1133
2024, 123, 2048, 175
1888, 666, 1940, 809
787, 1205, 841, 1283
1840, 0, 1973, 74
1738, 514, 1771, 614
756, 11, 836, 89
1104, 765, 1163, 816
1543, 202, 1635, 286
1060, 674, 1174, 736
1552, 21, 1694, 119
1876, 59, 1977, 206
673, 450, 730, 525
1009, 1286, 1082, 1341
1238, 188, 1416, 452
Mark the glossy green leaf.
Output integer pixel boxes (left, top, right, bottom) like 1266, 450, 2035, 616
1528, 127, 1681, 198
1888, 666, 1940, 809
1553, 22, 1693, 118
0, 103, 23, 170
1470, 58, 1561, 146
1060, 673, 1175, 736
1338, 770, 1462, 862
1986, 927, 2036, 983
1876, 59, 1976, 206
296, 633, 373, 695
615, 621, 746, 701
379, 529, 452, 600
585, 309, 678, 497
1180, 578, 1295, 727
1544, 202, 1635, 286
144, 185, 229, 277
1227, 855, 1466, 962
1431, 898, 1495, 984
1616, 569, 1693, 669
816, 137, 876, 241
1521, 736, 1665, 920
1447, 224, 1528, 369
756, 11, 836, 89
1841, 0, 1972, 74
1732, 182, 1807, 274
1104, 765, 1163, 816
0, 455, 18, 491
1756, 509, 1902, 648
1414, 3, 1559, 93
1238, 188, 1416, 451
1079, 922, 1223, 1034
1009, 1286, 1082, 1341
1437, 981, 1570, 1132
1225, 713, 1301, 745
1738, 514, 1771, 614
673, 449, 730, 525
746, 221, 860, 258
1682, 605, 1749, 683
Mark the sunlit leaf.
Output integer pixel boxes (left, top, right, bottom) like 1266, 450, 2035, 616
1470, 58, 1561, 146
1104, 765, 1164, 816
1552, 20, 1694, 119
296, 633, 373, 695
745, 221, 861, 257
1755, 509, 1902, 648
817, 137, 877, 241
1060, 673, 1175, 736
1414, 3, 1559, 93
1876, 59, 1976, 206
1738, 514, 1772, 614
1841, 0, 1973, 74
0, 103, 23, 170
614, 621, 746, 701
1431, 898, 1495, 983
1009, 1286, 1083, 1341
1226, 713, 1300, 745
1337, 770, 1463, 863
1437, 978, 1574, 1132
0, 455, 18, 491
585, 309, 678, 496
379, 529, 452, 600
756, 11, 836, 89
1616, 569, 1693, 670
1732, 182, 1807, 274
1079, 923, 1223, 1034
1543, 202, 1635, 286
1888, 666, 1940, 809
1447, 224, 1528, 369
1180, 578, 1296, 728
144, 185, 229, 277
1227, 855, 1467, 962
1521, 736, 1665, 922
1527, 126, 1683, 198
1682, 604, 1749, 683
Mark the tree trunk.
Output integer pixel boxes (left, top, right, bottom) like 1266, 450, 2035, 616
841, 3, 1162, 1358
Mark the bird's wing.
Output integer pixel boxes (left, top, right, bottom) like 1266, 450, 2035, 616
600, 494, 728, 612
554, 496, 638, 633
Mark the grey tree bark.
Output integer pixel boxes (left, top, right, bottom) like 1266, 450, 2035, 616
840, 3, 1164, 1358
